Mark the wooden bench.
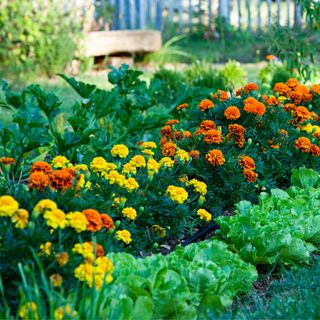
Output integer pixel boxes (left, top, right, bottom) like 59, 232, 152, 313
83, 30, 162, 57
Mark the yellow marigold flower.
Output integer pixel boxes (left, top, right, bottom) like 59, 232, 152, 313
76, 173, 86, 189
73, 243, 94, 261
197, 209, 212, 222
40, 242, 52, 256
142, 149, 155, 156
51, 156, 69, 169
44, 209, 67, 229
122, 207, 137, 220
33, 199, 57, 217
55, 252, 69, 267
74, 262, 95, 287
0, 195, 19, 217
151, 225, 166, 238
54, 306, 77, 320
116, 230, 132, 244
11, 209, 29, 229
147, 158, 160, 175
66, 211, 88, 232
166, 185, 188, 204
186, 179, 207, 196
73, 164, 88, 172
74, 256, 113, 289
175, 149, 191, 162
113, 196, 127, 206
90, 157, 109, 173
122, 163, 137, 175
104, 170, 126, 187
125, 177, 139, 192
141, 141, 157, 149
72, 242, 104, 263
50, 274, 63, 287
179, 175, 189, 183
111, 144, 129, 158
18, 302, 39, 320
129, 155, 146, 168
300, 123, 314, 134
159, 157, 175, 168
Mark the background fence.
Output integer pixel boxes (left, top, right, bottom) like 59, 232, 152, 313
95, 0, 304, 33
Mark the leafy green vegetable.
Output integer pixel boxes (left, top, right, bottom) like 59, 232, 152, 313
216, 167, 320, 267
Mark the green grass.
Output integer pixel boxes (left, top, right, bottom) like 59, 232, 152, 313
222, 258, 320, 320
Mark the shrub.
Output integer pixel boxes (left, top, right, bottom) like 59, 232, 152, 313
0, 0, 91, 78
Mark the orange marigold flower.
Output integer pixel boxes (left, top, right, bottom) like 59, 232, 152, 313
228, 124, 245, 136
176, 103, 189, 110
206, 149, 225, 166
160, 136, 168, 147
213, 90, 229, 101
311, 144, 320, 156
266, 54, 276, 61
189, 150, 200, 159
160, 125, 173, 138
264, 95, 280, 106
0, 157, 16, 165
279, 129, 288, 137
28, 172, 50, 190
82, 209, 103, 232
286, 78, 299, 89
243, 97, 266, 116
195, 120, 216, 135
243, 83, 259, 94
293, 106, 312, 122
239, 156, 256, 170
243, 169, 258, 182
288, 85, 312, 104
162, 142, 177, 157
183, 131, 192, 139
165, 119, 179, 126
203, 129, 223, 144
273, 82, 290, 95
174, 130, 183, 141
30, 161, 53, 175
50, 168, 75, 191
311, 112, 319, 121
283, 103, 296, 112
55, 252, 69, 267
100, 213, 115, 231
311, 84, 320, 95
224, 106, 241, 120
199, 99, 214, 111
295, 137, 311, 152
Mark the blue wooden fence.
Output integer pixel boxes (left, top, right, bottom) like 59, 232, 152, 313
95, 0, 303, 33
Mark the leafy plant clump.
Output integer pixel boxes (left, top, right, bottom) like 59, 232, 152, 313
216, 167, 320, 267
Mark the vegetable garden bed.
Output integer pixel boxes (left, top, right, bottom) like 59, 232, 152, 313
0, 67, 320, 319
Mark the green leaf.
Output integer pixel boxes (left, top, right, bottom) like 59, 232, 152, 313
58, 74, 96, 99
291, 167, 319, 188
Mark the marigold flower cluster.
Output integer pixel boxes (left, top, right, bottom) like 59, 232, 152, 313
239, 156, 258, 183
73, 242, 114, 289
273, 78, 313, 105
0, 195, 29, 229
28, 159, 87, 191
